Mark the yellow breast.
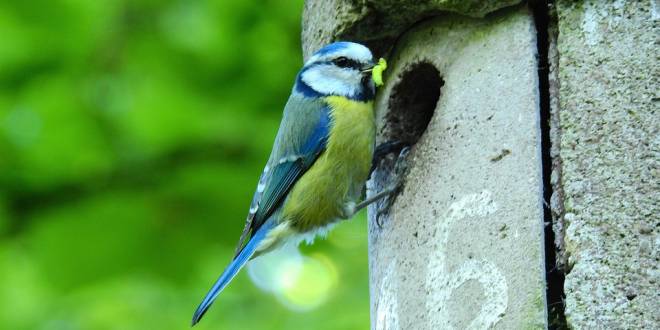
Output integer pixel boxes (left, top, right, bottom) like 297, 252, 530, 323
283, 96, 375, 232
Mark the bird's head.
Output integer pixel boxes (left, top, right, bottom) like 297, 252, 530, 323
295, 41, 376, 101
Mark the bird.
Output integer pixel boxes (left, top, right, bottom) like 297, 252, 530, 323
191, 41, 404, 326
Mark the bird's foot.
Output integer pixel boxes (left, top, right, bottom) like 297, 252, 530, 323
370, 141, 410, 177
370, 146, 411, 228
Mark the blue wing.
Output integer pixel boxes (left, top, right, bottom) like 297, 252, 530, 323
192, 95, 331, 325
233, 95, 331, 255
253, 108, 330, 225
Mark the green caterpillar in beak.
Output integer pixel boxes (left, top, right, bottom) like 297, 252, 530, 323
372, 58, 387, 87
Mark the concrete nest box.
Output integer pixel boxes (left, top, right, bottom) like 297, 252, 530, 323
303, 1, 659, 329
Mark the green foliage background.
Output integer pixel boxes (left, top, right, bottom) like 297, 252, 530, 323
0, 1, 369, 329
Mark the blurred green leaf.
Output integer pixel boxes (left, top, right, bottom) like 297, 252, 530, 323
0, 0, 370, 329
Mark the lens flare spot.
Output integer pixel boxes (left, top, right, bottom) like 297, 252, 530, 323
247, 247, 338, 312
247, 245, 301, 293
276, 254, 337, 311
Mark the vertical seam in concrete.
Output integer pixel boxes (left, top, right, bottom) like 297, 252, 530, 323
531, 1, 568, 328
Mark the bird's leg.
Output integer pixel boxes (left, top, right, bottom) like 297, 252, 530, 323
353, 184, 399, 213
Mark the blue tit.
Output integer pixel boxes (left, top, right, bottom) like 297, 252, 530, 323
192, 41, 397, 325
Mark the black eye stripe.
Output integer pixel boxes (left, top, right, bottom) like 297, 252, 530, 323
331, 57, 361, 69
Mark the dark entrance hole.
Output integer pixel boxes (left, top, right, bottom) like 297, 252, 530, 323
385, 62, 443, 144
369, 61, 443, 221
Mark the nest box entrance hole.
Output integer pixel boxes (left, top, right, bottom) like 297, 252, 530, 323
385, 62, 443, 145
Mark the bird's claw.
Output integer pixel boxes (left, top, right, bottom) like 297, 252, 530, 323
375, 146, 411, 228
370, 141, 410, 177
393, 146, 410, 179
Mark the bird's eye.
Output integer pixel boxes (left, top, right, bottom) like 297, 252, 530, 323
333, 57, 352, 68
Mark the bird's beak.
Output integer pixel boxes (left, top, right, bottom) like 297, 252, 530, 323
360, 63, 375, 74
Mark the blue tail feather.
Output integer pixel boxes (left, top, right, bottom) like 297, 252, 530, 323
191, 220, 275, 326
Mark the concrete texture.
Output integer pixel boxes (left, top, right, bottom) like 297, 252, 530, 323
365, 8, 546, 329
553, 1, 660, 328
301, 0, 523, 60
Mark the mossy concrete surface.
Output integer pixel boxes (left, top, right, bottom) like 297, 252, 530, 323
302, 0, 522, 59
365, 8, 546, 329
553, 1, 659, 328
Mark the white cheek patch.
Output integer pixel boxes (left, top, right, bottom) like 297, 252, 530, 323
301, 65, 362, 97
